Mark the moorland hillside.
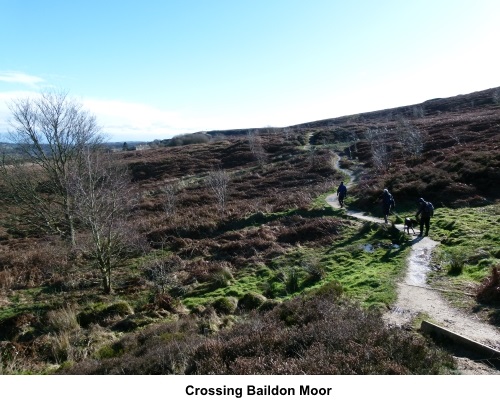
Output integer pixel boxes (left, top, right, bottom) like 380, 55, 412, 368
0, 86, 498, 374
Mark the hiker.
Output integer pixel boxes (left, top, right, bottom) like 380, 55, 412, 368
337, 181, 347, 208
381, 189, 395, 224
415, 197, 434, 237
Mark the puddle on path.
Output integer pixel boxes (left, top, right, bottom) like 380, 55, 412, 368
405, 239, 438, 287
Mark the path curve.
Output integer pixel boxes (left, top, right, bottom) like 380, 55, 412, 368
326, 155, 500, 372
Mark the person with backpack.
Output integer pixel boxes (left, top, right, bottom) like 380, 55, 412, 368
337, 181, 347, 208
381, 189, 395, 224
415, 197, 434, 237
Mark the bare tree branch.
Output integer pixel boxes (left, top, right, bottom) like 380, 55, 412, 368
70, 148, 143, 293
365, 127, 390, 172
396, 117, 425, 160
3, 90, 103, 245
206, 168, 230, 217
247, 129, 267, 166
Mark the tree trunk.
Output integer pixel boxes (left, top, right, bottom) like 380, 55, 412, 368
102, 272, 111, 294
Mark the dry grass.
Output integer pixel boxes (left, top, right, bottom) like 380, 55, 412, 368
59, 291, 454, 374
0, 238, 71, 289
0, 87, 498, 374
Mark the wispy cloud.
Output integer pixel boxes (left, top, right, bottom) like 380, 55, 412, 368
83, 98, 201, 141
0, 71, 45, 86
0, 92, 199, 141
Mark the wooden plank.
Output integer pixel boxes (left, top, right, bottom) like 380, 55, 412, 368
420, 320, 500, 361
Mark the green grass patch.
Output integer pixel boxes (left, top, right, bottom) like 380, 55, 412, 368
182, 217, 411, 312
182, 264, 273, 309
430, 205, 500, 282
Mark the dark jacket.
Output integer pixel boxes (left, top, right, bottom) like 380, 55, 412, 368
382, 191, 394, 208
337, 184, 347, 197
416, 200, 432, 218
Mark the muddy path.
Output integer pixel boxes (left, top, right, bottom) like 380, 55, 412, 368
326, 157, 500, 373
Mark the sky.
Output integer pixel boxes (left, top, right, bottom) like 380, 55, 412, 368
1, 0, 499, 142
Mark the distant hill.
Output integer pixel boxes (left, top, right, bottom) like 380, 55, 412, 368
146, 86, 500, 206
292, 86, 500, 129
154, 87, 499, 141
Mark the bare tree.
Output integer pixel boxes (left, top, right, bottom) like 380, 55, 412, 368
411, 105, 425, 118
449, 129, 463, 146
247, 129, 267, 166
492, 89, 500, 105
347, 132, 359, 159
143, 255, 184, 295
161, 181, 180, 217
0, 156, 63, 237
206, 168, 230, 216
365, 127, 390, 172
2, 90, 102, 245
396, 118, 425, 160
308, 145, 321, 170
70, 148, 141, 294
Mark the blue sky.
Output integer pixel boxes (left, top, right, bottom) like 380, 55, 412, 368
1, 0, 499, 142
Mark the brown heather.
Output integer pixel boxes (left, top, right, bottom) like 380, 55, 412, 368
1, 86, 499, 373
61, 292, 453, 374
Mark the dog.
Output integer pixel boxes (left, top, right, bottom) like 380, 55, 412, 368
403, 217, 417, 235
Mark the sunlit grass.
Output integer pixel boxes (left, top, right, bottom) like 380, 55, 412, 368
182, 216, 410, 311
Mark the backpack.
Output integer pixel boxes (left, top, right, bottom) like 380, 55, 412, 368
383, 192, 394, 207
386, 193, 395, 209
425, 201, 434, 217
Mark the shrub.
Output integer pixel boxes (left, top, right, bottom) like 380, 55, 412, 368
102, 302, 134, 318
167, 133, 210, 146
276, 217, 341, 245
283, 267, 300, 293
476, 265, 500, 304
0, 341, 24, 374
445, 250, 467, 276
238, 292, 267, 311
302, 256, 326, 282
59, 317, 203, 374
153, 293, 179, 311
212, 297, 238, 315
77, 301, 134, 327
59, 290, 454, 375
46, 331, 72, 363
46, 306, 80, 333
258, 299, 280, 312
311, 280, 344, 299
0, 240, 71, 289
95, 343, 123, 360
143, 255, 184, 294
210, 266, 234, 288
187, 293, 454, 374
263, 280, 286, 298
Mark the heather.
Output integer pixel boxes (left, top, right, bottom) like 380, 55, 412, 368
1, 87, 499, 374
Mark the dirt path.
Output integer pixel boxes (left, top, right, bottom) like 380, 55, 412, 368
326, 158, 500, 373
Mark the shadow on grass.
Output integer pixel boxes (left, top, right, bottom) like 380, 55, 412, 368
326, 221, 412, 254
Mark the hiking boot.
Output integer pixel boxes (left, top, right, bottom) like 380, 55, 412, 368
418, 233, 423, 237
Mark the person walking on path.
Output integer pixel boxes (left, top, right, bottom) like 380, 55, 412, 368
381, 189, 395, 224
415, 197, 434, 237
337, 181, 347, 208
